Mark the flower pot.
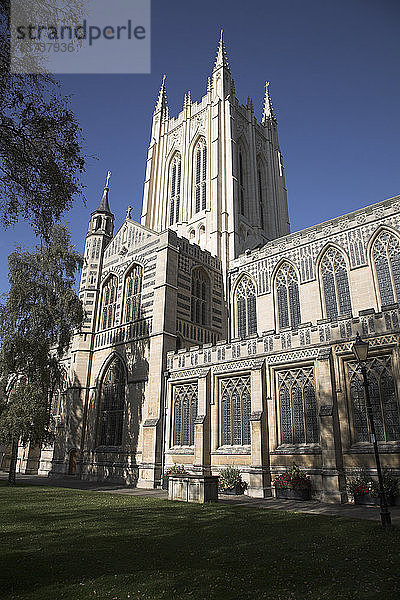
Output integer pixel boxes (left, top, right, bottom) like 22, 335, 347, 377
354, 494, 396, 507
275, 487, 311, 501
219, 483, 245, 495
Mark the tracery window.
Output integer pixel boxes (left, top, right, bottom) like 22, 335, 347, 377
194, 138, 207, 214
257, 160, 266, 230
99, 357, 125, 446
173, 383, 198, 446
169, 153, 181, 225
275, 263, 301, 329
235, 276, 257, 338
277, 367, 319, 445
191, 268, 209, 326
372, 231, 400, 306
320, 247, 352, 320
238, 146, 246, 216
100, 275, 118, 330
347, 355, 400, 443
221, 376, 251, 445
124, 265, 142, 323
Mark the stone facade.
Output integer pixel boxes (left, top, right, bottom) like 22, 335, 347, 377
6, 33, 399, 503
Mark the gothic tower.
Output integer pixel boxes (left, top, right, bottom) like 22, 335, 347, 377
141, 31, 290, 276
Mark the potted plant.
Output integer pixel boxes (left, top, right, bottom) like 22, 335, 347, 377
162, 464, 188, 490
218, 466, 247, 495
273, 463, 311, 500
347, 468, 398, 506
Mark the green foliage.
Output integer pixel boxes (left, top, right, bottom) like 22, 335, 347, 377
273, 463, 311, 489
347, 468, 399, 498
218, 466, 247, 491
1, 484, 400, 600
0, 225, 83, 448
165, 464, 188, 476
0, 1, 86, 236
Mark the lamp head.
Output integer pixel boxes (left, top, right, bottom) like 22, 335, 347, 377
352, 332, 369, 364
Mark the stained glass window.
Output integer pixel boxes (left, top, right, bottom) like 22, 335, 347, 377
236, 276, 257, 338
191, 268, 210, 326
173, 383, 198, 446
194, 138, 207, 214
221, 376, 251, 445
169, 153, 181, 225
277, 367, 319, 444
372, 231, 400, 307
124, 265, 142, 323
347, 356, 400, 443
99, 275, 118, 330
320, 248, 352, 320
99, 357, 125, 446
275, 263, 301, 329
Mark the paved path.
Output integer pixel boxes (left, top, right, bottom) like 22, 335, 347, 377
1, 473, 399, 525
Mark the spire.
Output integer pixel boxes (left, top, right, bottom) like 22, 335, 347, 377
154, 74, 167, 113
96, 170, 112, 214
262, 81, 276, 124
213, 29, 230, 72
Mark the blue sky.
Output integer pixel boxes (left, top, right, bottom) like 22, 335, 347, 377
1, 0, 399, 296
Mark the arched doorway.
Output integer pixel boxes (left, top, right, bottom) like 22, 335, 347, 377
68, 449, 77, 475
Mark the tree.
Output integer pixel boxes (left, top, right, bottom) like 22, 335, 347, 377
0, 0, 86, 237
0, 225, 84, 484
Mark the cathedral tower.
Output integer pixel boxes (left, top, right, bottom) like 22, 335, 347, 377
141, 32, 290, 275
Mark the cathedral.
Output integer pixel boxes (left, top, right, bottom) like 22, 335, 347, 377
9, 33, 400, 503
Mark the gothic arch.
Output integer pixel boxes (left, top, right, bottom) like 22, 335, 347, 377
96, 354, 127, 448
98, 273, 119, 331
236, 137, 250, 219
317, 244, 352, 321
166, 151, 182, 227
190, 135, 208, 217
191, 266, 211, 326
122, 263, 143, 323
272, 259, 301, 330
368, 227, 400, 308
256, 154, 268, 231
232, 273, 257, 338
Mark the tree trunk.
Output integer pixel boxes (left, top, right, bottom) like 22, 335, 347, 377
8, 439, 18, 486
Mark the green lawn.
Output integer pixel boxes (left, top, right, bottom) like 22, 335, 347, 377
1, 483, 399, 600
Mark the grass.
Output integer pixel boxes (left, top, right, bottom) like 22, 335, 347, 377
0, 483, 399, 600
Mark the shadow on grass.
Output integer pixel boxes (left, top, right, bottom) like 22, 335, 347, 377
1, 484, 399, 600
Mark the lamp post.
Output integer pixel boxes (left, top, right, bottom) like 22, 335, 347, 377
351, 333, 391, 529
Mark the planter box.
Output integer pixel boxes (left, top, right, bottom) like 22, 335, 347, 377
219, 483, 245, 495
354, 494, 396, 507
168, 475, 219, 503
275, 487, 311, 501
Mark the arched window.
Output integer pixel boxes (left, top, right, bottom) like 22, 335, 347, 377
238, 145, 247, 216
99, 275, 118, 330
221, 376, 251, 445
191, 268, 210, 326
173, 383, 198, 446
347, 355, 400, 442
169, 153, 181, 225
257, 159, 266, 231
124, 265, 142, 323
320, 247, 352, 320
193, 138, 207, 214
277, 367, 319, 445
235, 276, 257, 338
275, 263, 301, 329
372, 231, 400, 306
99, 357, 126, 446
